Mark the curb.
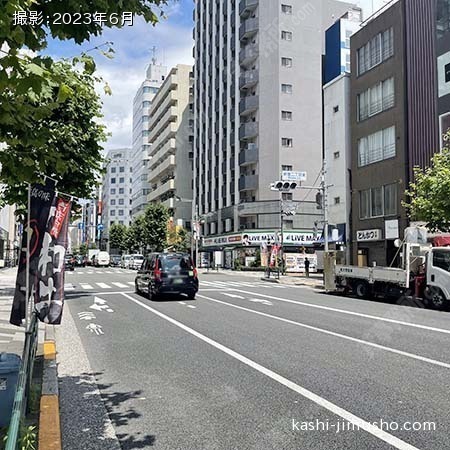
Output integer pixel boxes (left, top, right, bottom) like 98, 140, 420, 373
39, 324, 61, 450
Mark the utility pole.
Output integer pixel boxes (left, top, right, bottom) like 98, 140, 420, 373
322, 160, 329, 253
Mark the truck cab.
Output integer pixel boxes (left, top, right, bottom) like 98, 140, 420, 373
424, 247, 450, 309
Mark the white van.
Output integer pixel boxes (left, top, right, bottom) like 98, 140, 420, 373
129, 254, 144, 270
96, 251, 110, 267
121, 254, 131, 268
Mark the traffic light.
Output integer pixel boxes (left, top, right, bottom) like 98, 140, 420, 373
271, 181, 298, 191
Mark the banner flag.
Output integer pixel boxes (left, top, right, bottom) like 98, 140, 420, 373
10, 182, 56, 326
35, 196, 72, 324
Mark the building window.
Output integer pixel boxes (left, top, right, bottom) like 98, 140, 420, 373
281, 30, 292, 41
281, 83, 293, 94
111, 178, 116, 184
119, 221, 124, 225
357, 27, 394, 75
142, 101, 151, 108
110, 188, 116, 195
119, 167, 125, 173
282, 138, 293, 148
281, 110, 293, 121
282, 193, 293, 200
142, 130, 150, 137
143, 86, 158, 94
357, 77, 395, 121
282, 165, 293, 171
345, 29, 353, 48
110, 210, 116, 216
359, 184, 397, 219
119, 188, 124, 194
334, 197, 341, 205
111, 199, 116, 206
118, 210, 124, 216
111, 167, 116, 173
110, 221, 115, 227
281, 57, 293, 68
119, 199, 124, 205
358, 126, 396, 167
334, 151, 340, 159
119, 177, 125, 183
445, 62, 450, 83
281, 4, 292, 14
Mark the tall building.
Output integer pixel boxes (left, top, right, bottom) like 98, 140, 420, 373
131, 61, 167, 219
349, 0, 438, 266
323, 12, 362, 260
0, 203, 18, 267
437, 0, 450, 148
147, 64, 194, 228
194, 0, 358, 256
101, 148, 133, 244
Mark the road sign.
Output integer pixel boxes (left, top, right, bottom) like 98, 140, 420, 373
78, 223, 84, 230
281, 171, 307, 182
97, 224, 104, 231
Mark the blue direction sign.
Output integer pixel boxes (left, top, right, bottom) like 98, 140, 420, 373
78, 223, 84, 230
97, 224, 104, 231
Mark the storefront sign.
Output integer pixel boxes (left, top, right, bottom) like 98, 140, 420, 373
385, 220, 399, 240
357, 229, 382, 242
203, 231, 318, 247
202, 234, 242, 247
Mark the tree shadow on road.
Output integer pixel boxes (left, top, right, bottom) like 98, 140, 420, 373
58, 371, 156, 449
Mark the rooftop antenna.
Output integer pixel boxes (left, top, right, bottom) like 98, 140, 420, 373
150, 45, 157, 65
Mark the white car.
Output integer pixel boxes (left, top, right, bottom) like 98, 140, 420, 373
121, 254, 131, 268
96, 251, 110, 267
129, 254, 144, 270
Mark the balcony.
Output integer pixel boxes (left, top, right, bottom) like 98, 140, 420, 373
239, 17, 258, 41
239, 69, 259, 90
149, 92, 177, 127
239, 122, 258, 140
239, 144, 258, 166
239, 95, 258, 116
239, 174, 257, 191
149, 155, 176, 184
149, 123, 177, 156
239, 0, 258, 17
148, 106, 177, 142
239, 45, 258, 67
150, 138, 176, 169
148, 179, 175, 202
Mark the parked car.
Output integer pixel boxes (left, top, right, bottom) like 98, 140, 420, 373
135, 252, 198, 300
110, 254, 121, 267
64, 254, 75, 271
129, 254, 144, 270
95, 251, 110, 267
121, 254, 131, 268
74, 255, 86, 267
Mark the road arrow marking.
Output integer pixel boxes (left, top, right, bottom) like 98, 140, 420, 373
223, 293, 245, 299
249, 298, 273, 306
86, 323, 104, 335
78, 312, 96, 321
94, 296, 107, 305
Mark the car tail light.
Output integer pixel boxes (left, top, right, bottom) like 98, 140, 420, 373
193, 267, 198, 279
154, 259, 162, 282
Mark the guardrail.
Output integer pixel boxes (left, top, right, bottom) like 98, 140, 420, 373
5, 313, 39, 450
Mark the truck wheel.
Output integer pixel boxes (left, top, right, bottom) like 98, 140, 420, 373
354, 281, 369, 299
424, 286, 447, 310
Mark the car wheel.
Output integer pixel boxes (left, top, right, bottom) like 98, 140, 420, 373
425, 286, 447, 310
135, 281, 141, 295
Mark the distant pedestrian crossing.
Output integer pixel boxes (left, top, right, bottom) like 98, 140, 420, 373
199, 280, 287, 289
65, 281, 135, 291
66, 269, 135, 275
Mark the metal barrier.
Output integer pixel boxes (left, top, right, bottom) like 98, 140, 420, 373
5, 313, 39, 450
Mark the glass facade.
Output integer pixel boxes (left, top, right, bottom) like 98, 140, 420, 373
437, 0, 450, 39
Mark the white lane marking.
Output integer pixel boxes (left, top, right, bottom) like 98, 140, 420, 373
80, 283, 94, 290
112, 282, 128, 288
187, 305, 196, 309
229, 289, 450, 336
86, 323, 104, 335
249, 298, 273, 306
199, 295, 450, 370
64, 284, 75, 291
121, 292, 420, 450
96, 283, 111, 289
179, 302, 186, 305
223, 293, 245, 299
87, 271, 94, 274
105, 271, 113, 274
76, 271, 84, 274
199, 288, 227, 292
127, 282, 135, 286
66, 290, 133, 296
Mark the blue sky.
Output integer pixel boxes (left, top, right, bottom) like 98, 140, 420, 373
43, 0, 389, 150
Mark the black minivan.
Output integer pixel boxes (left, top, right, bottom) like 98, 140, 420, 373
135, 252, 199, 300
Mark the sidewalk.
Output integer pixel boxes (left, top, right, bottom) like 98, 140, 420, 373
0, 267, 25, 355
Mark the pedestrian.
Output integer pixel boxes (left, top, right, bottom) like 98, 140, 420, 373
304, 257, 310, 278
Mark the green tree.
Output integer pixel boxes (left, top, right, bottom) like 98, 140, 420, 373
125, 216, 145, 253
109, 223, 128, 253
405, 131, 450, 232
0, 0, 168, 207
142, 204, 169, 252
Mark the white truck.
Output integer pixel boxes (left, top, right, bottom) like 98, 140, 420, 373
325, 242, 450, 311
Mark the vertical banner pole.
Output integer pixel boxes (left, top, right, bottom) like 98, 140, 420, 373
25, 183, 31, 332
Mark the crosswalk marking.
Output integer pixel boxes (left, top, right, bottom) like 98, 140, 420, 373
64, 284, 75, 291
96, 283, 111, 289
80, 283, 94, 290
112, 282, 128, 288
127, 282, 135, 286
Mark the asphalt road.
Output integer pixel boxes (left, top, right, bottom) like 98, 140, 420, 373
57, 267, 450, 450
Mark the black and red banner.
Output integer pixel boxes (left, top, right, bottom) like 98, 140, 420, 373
10, 182, 72, 326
